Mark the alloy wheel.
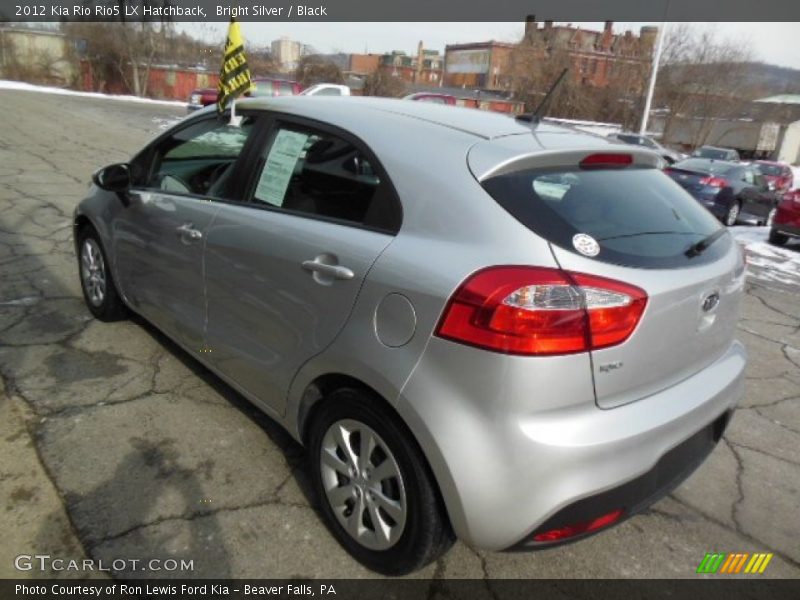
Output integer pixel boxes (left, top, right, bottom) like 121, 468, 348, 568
320, 418, 407, 550
80, 238, 107, 307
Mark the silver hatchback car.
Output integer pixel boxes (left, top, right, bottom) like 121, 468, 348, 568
74, 97, 747, 574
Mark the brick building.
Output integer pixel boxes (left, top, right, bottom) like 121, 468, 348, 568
444, 21, 657, 93
443, 41, 515, 90
522, 20, 657, 89
378, 43, 443, 84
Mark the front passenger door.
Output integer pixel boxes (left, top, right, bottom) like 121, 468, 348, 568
114, 116, 257, 351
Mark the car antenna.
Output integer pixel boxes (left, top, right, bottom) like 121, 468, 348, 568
517, 68, 569, 127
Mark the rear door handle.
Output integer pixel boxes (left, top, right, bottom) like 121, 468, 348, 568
302, 260, 354, 280
176, 223, 203, 241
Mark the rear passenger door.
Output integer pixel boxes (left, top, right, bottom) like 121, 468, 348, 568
204, 117, 401, 415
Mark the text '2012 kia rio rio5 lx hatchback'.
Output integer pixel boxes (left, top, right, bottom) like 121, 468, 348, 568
74, 97, 747, 575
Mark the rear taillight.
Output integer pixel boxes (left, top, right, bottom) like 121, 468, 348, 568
698, 176, 728, 188
435, 267, 647, 356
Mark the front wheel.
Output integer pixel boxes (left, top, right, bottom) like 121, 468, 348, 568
77, 227, 127, 321
307, 388, 453, 575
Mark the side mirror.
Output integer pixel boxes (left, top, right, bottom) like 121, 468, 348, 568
93, 163, 131, 192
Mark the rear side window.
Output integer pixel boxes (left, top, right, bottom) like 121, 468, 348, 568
250, 125, 401, 233
481, 167, 729, 268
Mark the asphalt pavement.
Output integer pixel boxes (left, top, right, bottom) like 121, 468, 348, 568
0, 87, 798, 580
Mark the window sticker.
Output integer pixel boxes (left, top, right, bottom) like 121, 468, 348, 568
255, 130, 310, 206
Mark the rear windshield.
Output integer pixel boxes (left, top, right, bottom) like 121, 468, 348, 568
756, 164, 784, 176
481, 167, 730, 268
695, 148, 732, 160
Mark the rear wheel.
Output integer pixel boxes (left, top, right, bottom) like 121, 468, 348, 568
724, 202, 740, 227
307, 388, 453, 575
768, 228, 788, 246
77, 227, 127, 321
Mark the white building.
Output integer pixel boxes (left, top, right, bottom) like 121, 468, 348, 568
270, 37, 306, 72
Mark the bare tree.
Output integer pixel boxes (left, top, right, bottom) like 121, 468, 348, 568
294, 55, 344, 87
362, 69, 406, 98
655, 24, 754, 147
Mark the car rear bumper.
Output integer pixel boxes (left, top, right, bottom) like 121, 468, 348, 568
510, 409, 730, 549
398, 337, 746, 550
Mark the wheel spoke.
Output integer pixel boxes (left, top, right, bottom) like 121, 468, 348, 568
367, 499, 391, 544
358, 429, 376, 473
326, 483, 355, 507
346, 493, 365, 539
321, 447, 350, 477
367, 459, 396, 484
332, 424, 358, 470
371, 489, 404, 523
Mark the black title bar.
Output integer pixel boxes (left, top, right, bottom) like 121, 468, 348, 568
1, 0, 800, 22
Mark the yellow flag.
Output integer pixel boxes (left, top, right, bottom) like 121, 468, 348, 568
217, 18, 253, 112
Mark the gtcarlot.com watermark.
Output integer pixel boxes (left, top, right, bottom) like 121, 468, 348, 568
14, 554, 194, 573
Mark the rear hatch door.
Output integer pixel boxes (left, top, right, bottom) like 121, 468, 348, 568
470, 137, 746, 408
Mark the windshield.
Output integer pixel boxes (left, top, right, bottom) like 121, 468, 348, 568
481, 166, 729, 268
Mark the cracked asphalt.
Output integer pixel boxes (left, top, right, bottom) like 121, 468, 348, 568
1, 88, 799, 580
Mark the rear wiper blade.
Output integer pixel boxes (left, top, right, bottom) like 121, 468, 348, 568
685, 229, 726, 257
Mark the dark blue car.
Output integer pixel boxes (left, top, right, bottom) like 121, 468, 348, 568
665, 159, 779, 227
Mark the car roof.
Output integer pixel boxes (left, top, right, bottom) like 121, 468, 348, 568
236, 95, 568, 141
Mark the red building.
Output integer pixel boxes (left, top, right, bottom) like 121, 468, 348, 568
80, 61, 219, 100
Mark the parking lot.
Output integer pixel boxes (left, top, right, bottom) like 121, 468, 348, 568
0, 87, 798, 580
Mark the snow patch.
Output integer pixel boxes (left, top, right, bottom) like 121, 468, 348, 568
0, 79, 186, 108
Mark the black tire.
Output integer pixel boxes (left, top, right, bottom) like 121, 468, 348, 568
76, 226, 128, 321
768, 228, 788, 246
307, 388, 454, 575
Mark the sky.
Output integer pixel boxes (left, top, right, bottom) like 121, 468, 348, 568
183, 22, 800, 70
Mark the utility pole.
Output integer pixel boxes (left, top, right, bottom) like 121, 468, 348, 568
640, 21, 668, 135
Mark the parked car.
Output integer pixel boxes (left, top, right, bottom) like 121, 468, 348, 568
187, 77, 302, 111
665, 158, 779, 226
769, 189, 800, 246
607, 132, 681, 164
691, 145, 741, 161
754, 160, 794, 193
76, 97, 746, 575
402, 92, 457, 105
300, 83, 351, 96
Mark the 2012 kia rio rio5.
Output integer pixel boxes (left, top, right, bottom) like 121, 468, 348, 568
74, 97, 747, 575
